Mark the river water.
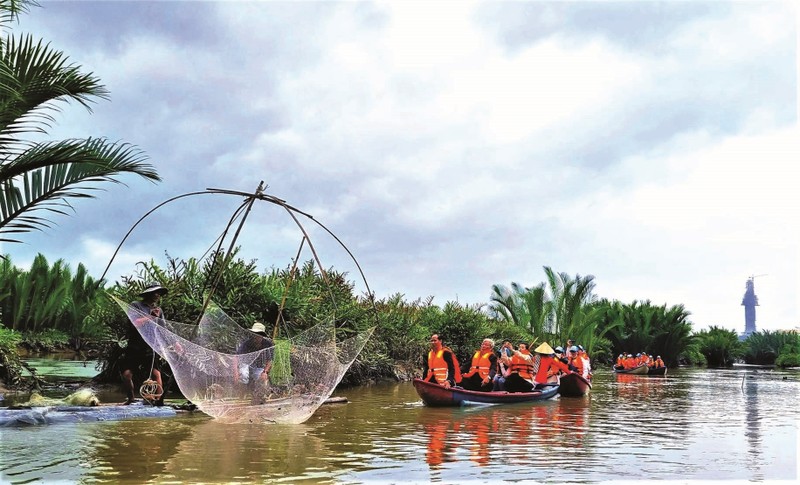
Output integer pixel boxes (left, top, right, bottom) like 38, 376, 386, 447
1, 366, 797, 483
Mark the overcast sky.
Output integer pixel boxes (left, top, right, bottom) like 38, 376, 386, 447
3, 1, 798, 334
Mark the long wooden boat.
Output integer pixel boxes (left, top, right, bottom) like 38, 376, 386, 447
613, 364, 649, 375
558, 373, 592, 397
647, 366, 667, 376
412, 378, 559, 407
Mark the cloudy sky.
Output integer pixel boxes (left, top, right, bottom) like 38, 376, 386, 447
3, 1, 798, 334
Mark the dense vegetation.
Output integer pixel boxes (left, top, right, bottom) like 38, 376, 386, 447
2, 252, 798, 390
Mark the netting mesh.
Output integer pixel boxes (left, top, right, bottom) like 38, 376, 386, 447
115, 296, 372, 424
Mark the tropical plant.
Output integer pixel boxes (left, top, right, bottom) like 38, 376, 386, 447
695, 326, 744, 367
0, 253, 106, 344
488, 266, 598, 353
0, 0, 159, 244
743, 330, 800, 365
604, 300, 695, 367
488, 281, 550, 335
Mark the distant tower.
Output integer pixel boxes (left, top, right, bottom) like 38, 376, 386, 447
741, 275, 763, 339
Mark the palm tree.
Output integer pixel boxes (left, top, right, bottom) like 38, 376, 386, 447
488, 281, 550, 334
0, 0, 160, 244
543, 266, 596, 342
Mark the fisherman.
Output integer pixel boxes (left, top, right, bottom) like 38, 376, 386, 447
235, 322, 274, 401
121, 284, 169, 406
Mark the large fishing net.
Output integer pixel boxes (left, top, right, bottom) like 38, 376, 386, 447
116, 296, 372, 424
103, 185, 376, 424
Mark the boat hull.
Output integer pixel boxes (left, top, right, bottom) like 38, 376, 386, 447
558, 373, 592, 397
613, 364, 649, 375
647, 366, 667, 376
412, 378, 558, 407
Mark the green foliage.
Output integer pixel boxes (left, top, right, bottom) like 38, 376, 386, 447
695, 326, 744, 367
21, 328, 69, 351
603, 300, 695, 367
0, 1, 159, 244
775, 352, 800, 367
743, 330, 800, 365
421, 300, 492, 369
0, 324, 23, 385
489, 266, 599, 355
0, 253, 107, 345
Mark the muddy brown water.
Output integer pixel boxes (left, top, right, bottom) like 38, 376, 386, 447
1, 366, 797, 483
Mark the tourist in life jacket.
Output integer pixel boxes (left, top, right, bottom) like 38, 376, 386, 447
423, 334, 461, 388
567, 346, 584, 377
640, 352, 652, 367
532, 342, 573, 389
461, 338, 497, 392
624, 354, 636, 369
654, 355, 665, 368
504, 342, 535, 393
615, 353, 625, 369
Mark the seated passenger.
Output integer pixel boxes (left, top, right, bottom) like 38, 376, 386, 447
493, 353, 512, 391
461, 338, 497, 392
423, 333, 461, 388
504, 343, 535, 393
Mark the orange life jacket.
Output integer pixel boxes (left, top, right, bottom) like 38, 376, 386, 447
569, 355, 584, 375
510, 350, 534, 379
427, 348, 461, 383
464, 350, 494, 379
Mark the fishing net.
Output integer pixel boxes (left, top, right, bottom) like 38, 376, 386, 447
115, 296, 373, 424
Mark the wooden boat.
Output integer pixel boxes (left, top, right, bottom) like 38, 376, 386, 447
558, 373, 592, 397
613, 364, 649, 375
412, 378, 559, 407
647, 366, 667, 376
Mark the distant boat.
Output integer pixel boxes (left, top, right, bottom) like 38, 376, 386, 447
613, 364, 649, 375
412, 378, 558, 407
557, 373, 592, 397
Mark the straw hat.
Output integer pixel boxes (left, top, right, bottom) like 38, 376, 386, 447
533, 342, 555, 355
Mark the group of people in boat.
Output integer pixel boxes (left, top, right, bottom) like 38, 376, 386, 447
423, 334, 592, 393
614, 352, 665, 370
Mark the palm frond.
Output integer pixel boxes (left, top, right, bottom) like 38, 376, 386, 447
0, 138, 159, 241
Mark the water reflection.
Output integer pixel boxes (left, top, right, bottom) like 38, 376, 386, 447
417, 397, 592, 473
1, 368, 797, 483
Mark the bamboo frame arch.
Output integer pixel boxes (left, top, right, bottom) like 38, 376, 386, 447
98, 182, 379, 335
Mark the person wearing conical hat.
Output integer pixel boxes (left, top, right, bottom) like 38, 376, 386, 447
532, 342, 574, 388
122, 284, 170, 405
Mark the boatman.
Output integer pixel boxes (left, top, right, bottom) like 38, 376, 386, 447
460, 338, 497, 392
423, 334, 461, 388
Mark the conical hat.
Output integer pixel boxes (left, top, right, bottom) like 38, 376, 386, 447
533, 342, 555, 355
